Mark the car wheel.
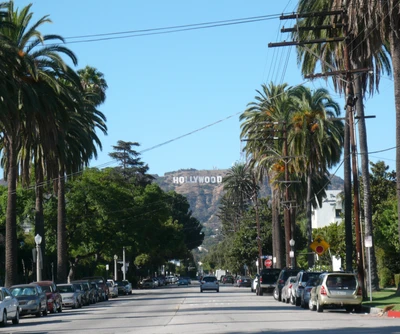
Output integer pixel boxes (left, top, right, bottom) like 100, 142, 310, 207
290, 294, 295, 305
273, 289, 279, 301
296, 296, 301, 307
259, 287, 263, 296
309, 298, 316, 311
35, 305, 42, 317
200, 289, 203, 293
216, 289, 219, 293
316, 298, 323, 313
12, 309, 19, 325
0, 310, 6, 326
285, 295, 289, 304
57, 302, 63, 313
300, 298, 305, 308
43, 305, 48, 316
51, 301, 56, 314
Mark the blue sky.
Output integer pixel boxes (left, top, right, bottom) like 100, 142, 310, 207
16, 0, 396, 178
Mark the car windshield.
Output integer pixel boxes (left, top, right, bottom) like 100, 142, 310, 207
11, 287, 37, 296
326, 275, 357, 290
116, 281, 126, 286
59, 285, 74, 293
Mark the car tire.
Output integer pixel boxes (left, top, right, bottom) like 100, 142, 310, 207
309, 298, 316, 311
0, 310, 6, 326
295, 296, 301, 307
57, 302, 62, 313
300, 298, 305, 308
51, 301, 56, 314
35, 305, 42, 317
273, 289, 279, 301
12, 309, 19, 325
259, 287, 263, 296
316, 299, 323, 313
290, 294, 295, 305
43, 305, 48, 316
216, 289, 219, 293
200, 289, 203, 293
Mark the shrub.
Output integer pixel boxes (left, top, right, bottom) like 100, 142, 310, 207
379, 267, 393, 288
395, 274, 400, 289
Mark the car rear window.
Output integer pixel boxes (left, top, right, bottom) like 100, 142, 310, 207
326, 275, 357, 290
204, 277, 217, 282
303, 272, 320, 282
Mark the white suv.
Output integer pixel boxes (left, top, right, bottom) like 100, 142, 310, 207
200, 276, 219, 293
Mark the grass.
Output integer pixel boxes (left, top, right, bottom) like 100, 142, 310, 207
362, 289, 400, 311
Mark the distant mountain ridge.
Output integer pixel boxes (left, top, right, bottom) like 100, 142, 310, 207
153, 168, 344, 236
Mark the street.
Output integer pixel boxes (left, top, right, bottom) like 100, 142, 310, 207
3, 282, 400, 334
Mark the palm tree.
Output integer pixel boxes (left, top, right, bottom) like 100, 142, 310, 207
294, 0, 389, 290
0, 0, 82, 286
240, 83, 295, 267
289, 86, 344, 268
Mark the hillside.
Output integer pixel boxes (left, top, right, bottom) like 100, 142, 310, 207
153, 168, 344, 247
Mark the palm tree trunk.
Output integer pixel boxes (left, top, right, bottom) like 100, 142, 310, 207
57, 165, 67, 283
306, 173, 314, 268
272, 188, 282, 268
35, 162, 45, 279
390, 28, 400, 248
344, 106, 353, 272
354, 76, 379, 291
5, 137, 18, 287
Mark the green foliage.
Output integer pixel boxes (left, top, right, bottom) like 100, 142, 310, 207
395, 274, 400, 289
379, 267, 393, 288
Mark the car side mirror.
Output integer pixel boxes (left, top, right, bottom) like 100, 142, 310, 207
4, 296, 11, 301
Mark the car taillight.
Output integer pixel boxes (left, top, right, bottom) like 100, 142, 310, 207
357, 287, 362, 295
320, 286, 327, 295
289, 284, 292, 289
260, 277, 263, 283
279, 279, 285, 284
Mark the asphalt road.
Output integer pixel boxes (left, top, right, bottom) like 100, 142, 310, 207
3, 282, 400, 334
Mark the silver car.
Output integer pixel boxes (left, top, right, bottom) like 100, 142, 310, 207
58, 284, 81, 309
0, 287, 20, 325
200, 276, 219, 293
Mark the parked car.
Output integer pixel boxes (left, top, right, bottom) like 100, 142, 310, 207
281, 276, 297, 303
10, 284, 47, 317
33, 281, 62, 313
0, 287, 20, 325
200, 275, 219, 293
300, 278, 319, 309
177, 277, 189, 286
72, 280, 98, 304
58, 284, 81, 309
82, 276, 108, 301
71, 281, 91, 305
115, 280, 132, 295
290, 271, 322, 306
251, 274, 259, 293
222, 275, 234, 284
309, 272, 363, 313
273, 268, 301, 301
257, 268, 281, 296
106, 281, 118, 298
140, 278, 155, 289
236, 276, 252, 288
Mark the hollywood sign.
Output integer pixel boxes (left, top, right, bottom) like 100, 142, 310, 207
173, 176, 223, 184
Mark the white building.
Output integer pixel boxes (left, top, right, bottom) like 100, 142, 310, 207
311, 190, 343, 229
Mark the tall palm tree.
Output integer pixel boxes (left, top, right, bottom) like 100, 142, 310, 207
294, 0, 389, 290
56, 68, 107, 282
289, 86, 344, 268
0, 0, 81, 286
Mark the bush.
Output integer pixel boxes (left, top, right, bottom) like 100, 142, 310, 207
379, 267, 393, 288
395, 274, 400, 289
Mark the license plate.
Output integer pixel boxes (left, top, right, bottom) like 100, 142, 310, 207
332, 291, 347, 295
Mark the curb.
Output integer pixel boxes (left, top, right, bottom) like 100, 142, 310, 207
387, 310, 400, 318
362, 305, 383, 315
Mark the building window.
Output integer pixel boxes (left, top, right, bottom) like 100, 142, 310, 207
335, 209, 342, 218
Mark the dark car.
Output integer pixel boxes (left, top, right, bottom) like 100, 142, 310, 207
222, 275, 234, 284
33, 281, 63, 313
236, 276, 252, 287
10, 284, 48, 317
82, 276, 109, 301
72, 280, 96, 304
273, 268, 301, 301
115, 280, 132, 295
257, 268, 281, 295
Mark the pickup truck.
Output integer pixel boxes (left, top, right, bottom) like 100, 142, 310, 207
256, 268, 281, 296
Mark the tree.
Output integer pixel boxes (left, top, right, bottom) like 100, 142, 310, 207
289, 86, 344, 267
